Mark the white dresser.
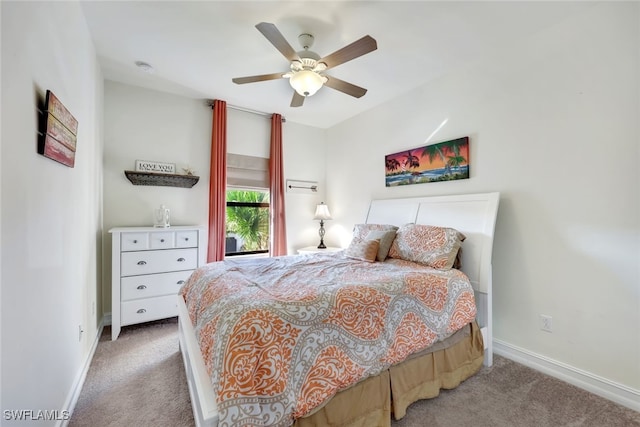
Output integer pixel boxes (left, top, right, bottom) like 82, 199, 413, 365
109, 226, 206, 340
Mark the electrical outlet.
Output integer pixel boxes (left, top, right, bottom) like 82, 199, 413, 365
78, 325, 84, 342
540, 314, 553, 332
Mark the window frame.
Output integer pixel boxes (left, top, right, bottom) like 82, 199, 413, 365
224, 189, 270, 257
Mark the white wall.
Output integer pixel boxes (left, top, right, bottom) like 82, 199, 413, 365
226, 107, 329, 251
227, 108, 329, 251
326, 1, 639, 399
102, 82, 327, 313
281, 121, 328, 251
103, 82, 212, 230
0, 1, 4, 415
1, 2, 103, 425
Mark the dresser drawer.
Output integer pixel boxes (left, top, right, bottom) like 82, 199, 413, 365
149, 231, 175, 249
121, 270, 193, 301
121, 248, 198, 276
176, 230, 198, 248
121, 294, 178, 326
121, 232, 149, 251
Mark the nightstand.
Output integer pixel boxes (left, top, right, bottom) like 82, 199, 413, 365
297, 246, 342, 254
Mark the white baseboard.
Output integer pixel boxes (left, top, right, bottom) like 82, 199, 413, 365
493, 339, 640, 413
58, 316, 106, 427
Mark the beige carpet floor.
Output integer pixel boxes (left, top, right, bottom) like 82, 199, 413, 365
69, 318, 640, 427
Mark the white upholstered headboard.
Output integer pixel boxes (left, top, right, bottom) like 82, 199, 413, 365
365, 192, 500, 366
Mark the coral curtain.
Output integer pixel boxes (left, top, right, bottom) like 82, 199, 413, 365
269, 113, 287, 256
207, 100, 227, 262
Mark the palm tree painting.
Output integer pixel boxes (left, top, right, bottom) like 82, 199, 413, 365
385, 137, 469, 187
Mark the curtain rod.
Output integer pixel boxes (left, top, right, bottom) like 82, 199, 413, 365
207, 100, 286, 123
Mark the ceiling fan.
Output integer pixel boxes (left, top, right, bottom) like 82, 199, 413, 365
232, 22, 377, 107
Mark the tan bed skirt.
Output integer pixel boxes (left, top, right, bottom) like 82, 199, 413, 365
294, 321, 484, 427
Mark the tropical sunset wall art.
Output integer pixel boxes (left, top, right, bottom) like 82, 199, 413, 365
385, 137, 469, 187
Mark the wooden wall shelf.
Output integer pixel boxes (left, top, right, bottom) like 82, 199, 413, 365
124, 171, 200, 188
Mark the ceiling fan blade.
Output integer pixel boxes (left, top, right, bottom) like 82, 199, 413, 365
318, 35, 377, 69
290, 91, 305, 107
324, 76, 367, 98
232, 73, 285, 84
256, 22, 300, 62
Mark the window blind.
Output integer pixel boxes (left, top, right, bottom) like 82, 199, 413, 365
227, 153, 269, 189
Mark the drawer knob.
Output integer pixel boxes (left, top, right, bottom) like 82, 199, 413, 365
137, 285, 147, 290
133, 239, 138, 244
177, 280, 185, 285
136, 309, 146, 314
160, 239, 165, 242
185, 237, 189, 241
137, 260, 147, 266
177, 257, 186, 262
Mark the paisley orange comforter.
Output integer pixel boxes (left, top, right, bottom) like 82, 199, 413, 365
180, 252, 477, 427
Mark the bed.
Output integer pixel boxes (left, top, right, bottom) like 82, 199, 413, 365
178, 192, 500, 427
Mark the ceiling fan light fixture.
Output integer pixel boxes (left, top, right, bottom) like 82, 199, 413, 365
233, 23, 377, 106
289, 70, 325, 97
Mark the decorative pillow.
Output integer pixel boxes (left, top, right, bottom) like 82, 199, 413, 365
345, 239, 380, 263
365, 229, 397, 261
388, 223, 465, 269
352, 224, 398, 241
453, 247, 463, 269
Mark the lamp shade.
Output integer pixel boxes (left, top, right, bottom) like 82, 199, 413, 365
290, 70, 324, 97
313, 203, 332, 221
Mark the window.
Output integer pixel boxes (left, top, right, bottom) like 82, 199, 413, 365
225, 189, 270, 256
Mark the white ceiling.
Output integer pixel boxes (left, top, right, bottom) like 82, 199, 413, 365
80, 1, 595, 129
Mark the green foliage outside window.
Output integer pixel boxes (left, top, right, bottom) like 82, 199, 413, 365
226, 190, 270, 252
